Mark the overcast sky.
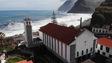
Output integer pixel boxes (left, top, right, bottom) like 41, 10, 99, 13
0, 0, 66, 10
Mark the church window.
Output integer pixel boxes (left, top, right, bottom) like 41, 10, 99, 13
52, 38, 53, 49
106, 47, 110, 53
49, 36, 51, 48
26, 22, 28, 25
100, 45, 103, 50
109, 55, 112, 58
102, 52, 105, 56
82, 50, 84, 56
58, 41, 59, 54
90, 48, 92, 52
86, 49, 88, 54
43, 33, 45, 44
29, 22, 30, 25
47, 35, 49, 46
45, 34, 46, 45
65, 45, 67, 60
54, 39, 56, 51
77, 52, 79, 57
61, 42, 63, 57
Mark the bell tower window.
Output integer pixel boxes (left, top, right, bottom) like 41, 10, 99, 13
29, 22, 30, 25
26, 22, 28, 25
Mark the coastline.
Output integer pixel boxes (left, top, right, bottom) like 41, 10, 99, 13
7, 31, 39, 42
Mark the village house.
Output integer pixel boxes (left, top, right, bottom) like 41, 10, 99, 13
96, 37, 112, 58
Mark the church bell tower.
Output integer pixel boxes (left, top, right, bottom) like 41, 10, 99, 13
24, 13, 33, 47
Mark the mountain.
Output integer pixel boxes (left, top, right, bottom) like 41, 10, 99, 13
68, 0, 104, 13
90, 0, 112, 27
58, 0, 77, 12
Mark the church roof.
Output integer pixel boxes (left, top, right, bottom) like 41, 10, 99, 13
97, 37, 112, 48
39, 23, 81, 45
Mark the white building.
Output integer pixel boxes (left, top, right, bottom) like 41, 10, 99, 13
96, 37, 112, 58
92, 25, 112, 34
39, 23, 97, 63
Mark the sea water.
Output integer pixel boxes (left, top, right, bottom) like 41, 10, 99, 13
0, 10, 92, 37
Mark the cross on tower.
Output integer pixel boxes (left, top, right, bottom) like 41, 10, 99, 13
84, 41, 87, 46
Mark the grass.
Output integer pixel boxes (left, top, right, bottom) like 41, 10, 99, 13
0, 45, 14, 51
6, 57, 24, 63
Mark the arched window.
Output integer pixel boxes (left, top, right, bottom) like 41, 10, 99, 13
86, 49, 88, 54
90, 48, 92, 52
26, 22, 28, 25
29, 22, 30, 25
82, 50, 84, 55
77, 52, 79, 57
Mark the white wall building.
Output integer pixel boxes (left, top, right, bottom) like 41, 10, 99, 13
96, 37, 112, 58
39, 23, 97, 63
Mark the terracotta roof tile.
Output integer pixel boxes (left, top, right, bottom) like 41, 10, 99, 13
97, 37, 112, 48
15, 60, 33, 63
103, 25, 110, 28
39, 23, 81, 45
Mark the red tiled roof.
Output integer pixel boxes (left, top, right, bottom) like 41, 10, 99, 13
97, 37, 112, 48
15, 60, 33, 63
103, 25, 110, 28
39, 23, 81, 45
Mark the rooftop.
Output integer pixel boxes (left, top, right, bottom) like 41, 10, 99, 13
39, 23, 81, 45
15, 60, 33, 63
97, 37, 112, 48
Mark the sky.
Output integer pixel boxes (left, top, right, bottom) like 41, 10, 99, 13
0, 0, 66, 10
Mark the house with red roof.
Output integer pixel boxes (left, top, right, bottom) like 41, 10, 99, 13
96, 37, 112, 58
39, 23, 97, 63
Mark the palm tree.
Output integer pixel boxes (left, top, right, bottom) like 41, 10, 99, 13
0, 32, 5, 47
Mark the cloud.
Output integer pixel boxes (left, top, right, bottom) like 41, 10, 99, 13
0, 0, 65, 10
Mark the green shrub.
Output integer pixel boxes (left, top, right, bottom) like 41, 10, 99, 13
0, 45, 14, 50
6, 57, 24, 63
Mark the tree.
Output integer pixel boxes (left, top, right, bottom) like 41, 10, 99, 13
106, 59, 112, 63
69, 25, 75, 29
0, 32, 5, 47
51, 11, 58, 24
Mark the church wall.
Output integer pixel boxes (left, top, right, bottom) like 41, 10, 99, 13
39, 32, 71, 62
75, 30, 96, 58
56, 40, 58, 54
39, 31, 43, 40
63, 43, 65, 59
67, 45, 70, 62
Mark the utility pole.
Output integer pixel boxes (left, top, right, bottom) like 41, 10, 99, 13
78, 17, 82, 29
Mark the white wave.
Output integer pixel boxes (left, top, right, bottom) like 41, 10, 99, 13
0, 13, 92, 37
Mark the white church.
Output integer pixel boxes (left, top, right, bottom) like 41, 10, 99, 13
39, 23, 97, 63
22, 12, 112, 63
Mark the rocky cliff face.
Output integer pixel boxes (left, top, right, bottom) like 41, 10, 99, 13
58, 0, 77, 12
68, 0, 104, 13
90, 0, 112, 27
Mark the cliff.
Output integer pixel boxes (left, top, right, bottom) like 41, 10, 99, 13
58, 0, 77, 12
90, 0, 112, 27
68, 0, 104, 13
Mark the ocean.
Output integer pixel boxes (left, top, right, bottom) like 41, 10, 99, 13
0, 10, 92, 37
